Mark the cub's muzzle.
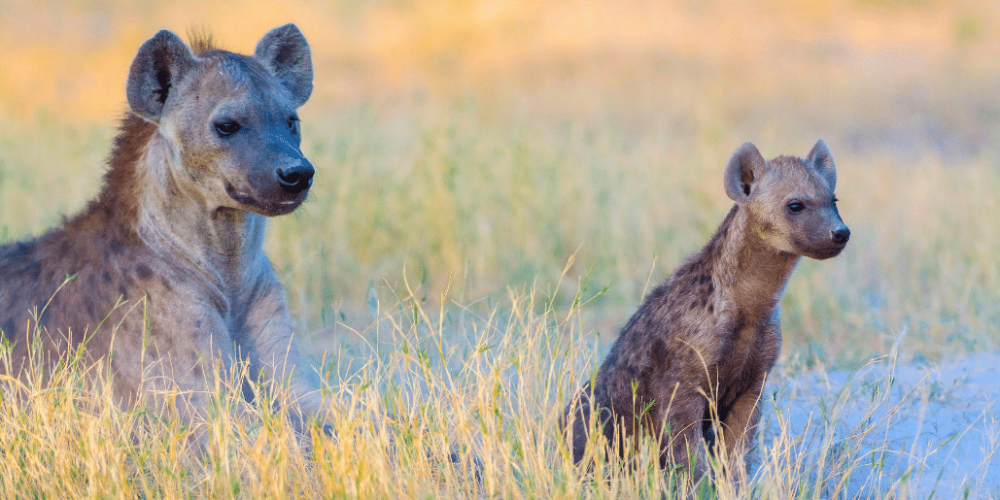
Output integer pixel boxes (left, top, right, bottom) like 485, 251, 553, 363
831, 226, 850, 244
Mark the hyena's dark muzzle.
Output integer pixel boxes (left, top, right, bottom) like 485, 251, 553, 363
226, 144, 315, 216
264, 151, 314, 215
805, 210, 850, 259
276, 159, 313, 195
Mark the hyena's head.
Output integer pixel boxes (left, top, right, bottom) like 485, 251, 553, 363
126, 24, 314, 216
723, 140, 850, 260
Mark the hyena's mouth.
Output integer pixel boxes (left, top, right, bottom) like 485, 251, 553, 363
804, 241, 847, 260
792, 235, 848, 260
225, 183, 306, 216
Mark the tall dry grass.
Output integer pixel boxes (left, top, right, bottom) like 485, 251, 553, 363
3, 0, 999, 366
3, 282, 994, 499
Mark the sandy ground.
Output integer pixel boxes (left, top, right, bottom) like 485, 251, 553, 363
759, 350, 1000, 499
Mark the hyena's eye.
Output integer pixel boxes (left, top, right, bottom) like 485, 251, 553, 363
215, 121, 242, 137
288, 117, 300, 135
788, 202, 805, 213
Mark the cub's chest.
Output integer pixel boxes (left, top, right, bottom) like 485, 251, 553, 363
713, 312, 770, 369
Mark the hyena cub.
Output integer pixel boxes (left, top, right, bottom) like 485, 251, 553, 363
564, 141, 850, 478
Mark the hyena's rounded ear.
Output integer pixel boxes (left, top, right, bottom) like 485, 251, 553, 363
255, 24, 313, 108
127, 30, 195, 122
805, 139, 837, 191
724, 142, 768, 204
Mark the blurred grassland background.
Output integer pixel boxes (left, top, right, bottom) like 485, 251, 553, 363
1, 0, 999, 370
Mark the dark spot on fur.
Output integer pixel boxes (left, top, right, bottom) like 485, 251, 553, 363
103, 272, 112, 283
118, 285, 128, 297
688, 301, 698, 311
155, 333, 173, 351
707, 283, 714, 295
652, 339, 667, 362
195, 320, 202, 328
700, 297, 708, 309
732, 312, 746, 338
136, 264, 153, 280
109, 239, 123, 254
2, 318, 14, 337
700, 274, 710, 284
28, 261, 41, 281
160, 277, 172, 292
666, 311, 678, 324
211, 294, 228, 316
85, 298, 96, 318
10, 241, 35, 259
708, 304, 714, 314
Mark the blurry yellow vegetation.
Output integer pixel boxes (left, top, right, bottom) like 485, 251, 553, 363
1, 0, 997, 120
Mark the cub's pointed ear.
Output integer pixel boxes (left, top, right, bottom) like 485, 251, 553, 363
127, 30, 195, 121
805, 139, 837, 191
255, 24, 313, 107
724, 142, 768, 204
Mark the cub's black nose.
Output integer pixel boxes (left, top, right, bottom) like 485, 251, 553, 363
277, 165, 314, 194
832, 227, 851, 243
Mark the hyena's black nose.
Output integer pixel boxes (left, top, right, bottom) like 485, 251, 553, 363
277, 165, 314, 194
832, 227, 851, 244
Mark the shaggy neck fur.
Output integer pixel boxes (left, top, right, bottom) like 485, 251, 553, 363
76, 114, 266, 300
708, 205, 799, 322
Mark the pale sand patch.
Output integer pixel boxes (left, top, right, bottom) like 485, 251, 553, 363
759, 352, 1000, 498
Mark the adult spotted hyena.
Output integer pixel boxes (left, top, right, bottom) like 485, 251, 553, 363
564, 141, 850, 480
0, 25, 325, 430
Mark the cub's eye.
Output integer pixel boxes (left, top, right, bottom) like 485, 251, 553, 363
788, 202, 805, 213
288, 117, 300, 135
215, 121, 241, 137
